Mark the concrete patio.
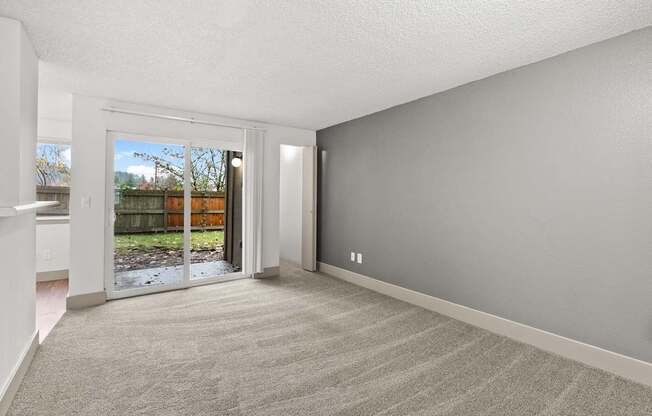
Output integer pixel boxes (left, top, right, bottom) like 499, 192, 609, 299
114, 260, 239, 291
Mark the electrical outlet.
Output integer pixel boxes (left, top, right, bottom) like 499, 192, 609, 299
356, 253, 362, 264
350, 251, 356, 262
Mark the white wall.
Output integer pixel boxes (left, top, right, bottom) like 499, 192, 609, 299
279, 145, 303, 264
317, 27, 652, 363
36, 220, 70, 274
70, 96, 315, 297
38, 89, 73, 118
0, 16, 38, 404
36, 89, 73, 275
38, 89, 72, 142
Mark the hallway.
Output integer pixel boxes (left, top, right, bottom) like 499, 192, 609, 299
36, 279, 67, 342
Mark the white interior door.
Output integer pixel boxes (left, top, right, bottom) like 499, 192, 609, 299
301, 146, 317, 271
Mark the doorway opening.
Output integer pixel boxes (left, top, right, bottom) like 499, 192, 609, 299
279, 144, 316, 271
107, 133, 244, 298
279, 145, 302, 266
35, 139, 72, 341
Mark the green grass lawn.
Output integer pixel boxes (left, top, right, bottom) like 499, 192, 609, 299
114, 230, 224, 253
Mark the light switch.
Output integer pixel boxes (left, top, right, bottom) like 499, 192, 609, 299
356, 253, 362, 264
350, 251, 356, 262
81, 196, 91, 208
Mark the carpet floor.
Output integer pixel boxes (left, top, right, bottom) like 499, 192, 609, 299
8, 264, 652, 415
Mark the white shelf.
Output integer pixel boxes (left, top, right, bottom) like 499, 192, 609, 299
0, 201, 60, 217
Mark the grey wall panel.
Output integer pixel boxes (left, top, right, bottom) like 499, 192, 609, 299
317, 27, 652, 362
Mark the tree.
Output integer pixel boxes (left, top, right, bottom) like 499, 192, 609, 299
114, 171, 141, 190
159, 174, 182, 190
191, 148, 226, 191
36, 143, 71, 186
133, 147, 226, 191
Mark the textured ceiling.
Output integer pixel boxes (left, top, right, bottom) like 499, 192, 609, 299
1, 1, 651, 129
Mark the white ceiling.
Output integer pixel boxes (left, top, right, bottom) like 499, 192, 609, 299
2, 1, 651, 130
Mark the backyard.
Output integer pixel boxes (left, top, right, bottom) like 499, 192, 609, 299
114, 230, 224, 272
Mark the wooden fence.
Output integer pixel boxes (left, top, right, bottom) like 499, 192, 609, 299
36, 186, 70, 216
114, 189, 225, 234
35, 186, 226, 234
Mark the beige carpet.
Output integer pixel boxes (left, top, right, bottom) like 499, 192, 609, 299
9, 264, 652, 415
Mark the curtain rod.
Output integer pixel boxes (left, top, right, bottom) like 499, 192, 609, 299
100, 107, 266, 131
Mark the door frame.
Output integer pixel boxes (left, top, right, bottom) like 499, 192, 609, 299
104, 130, 245, 300
301, 145, 317, 271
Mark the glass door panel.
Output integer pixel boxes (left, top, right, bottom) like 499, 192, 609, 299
189, 146, 243, 280
112, 139, 185, 291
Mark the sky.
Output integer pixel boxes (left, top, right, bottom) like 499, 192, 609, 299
114, 140, 183, 180
39, 139, 226, 184
62, 147, 71, 164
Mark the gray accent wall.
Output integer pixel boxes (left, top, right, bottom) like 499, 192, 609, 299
317, 27, 652, 363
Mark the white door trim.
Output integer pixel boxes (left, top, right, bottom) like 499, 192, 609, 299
183, 144, 191, 287
242, 129, 264, 276
301, 145, 317, 271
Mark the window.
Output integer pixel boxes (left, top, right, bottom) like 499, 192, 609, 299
36, 142, 71, 216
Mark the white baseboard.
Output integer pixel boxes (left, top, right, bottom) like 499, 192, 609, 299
36, 269, 68, 282
254, 266, 280, 279
318, 262, 652, 387
279, 258, 302, 269
67, 291, 106, 309
0, 330, 39, 416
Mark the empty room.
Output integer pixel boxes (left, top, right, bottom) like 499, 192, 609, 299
1, 1, 651, 415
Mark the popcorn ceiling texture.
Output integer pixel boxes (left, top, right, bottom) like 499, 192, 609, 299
1, 0, 651, 129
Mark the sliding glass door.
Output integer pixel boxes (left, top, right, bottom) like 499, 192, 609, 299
189, 145, 243, 280
106, 133, 244, 299
112, 138, 185, 292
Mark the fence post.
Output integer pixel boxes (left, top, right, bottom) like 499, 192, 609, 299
201, 192, 208, 231
163, 190, 168, 233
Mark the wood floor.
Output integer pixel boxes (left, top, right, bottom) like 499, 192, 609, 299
36, 279, 68, 342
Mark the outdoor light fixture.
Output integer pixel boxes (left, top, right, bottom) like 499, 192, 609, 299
231, 157, 242, 168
